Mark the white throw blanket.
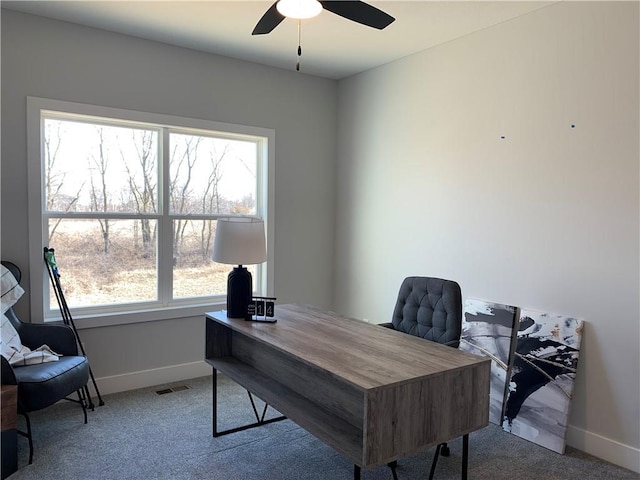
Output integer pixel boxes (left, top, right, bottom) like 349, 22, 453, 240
1, 265, 60, 365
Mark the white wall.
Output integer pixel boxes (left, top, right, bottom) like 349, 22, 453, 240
1, 10, 337, 383
335, 1, 639, 472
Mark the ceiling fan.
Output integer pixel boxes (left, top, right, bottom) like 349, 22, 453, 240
252, 0, 395, 36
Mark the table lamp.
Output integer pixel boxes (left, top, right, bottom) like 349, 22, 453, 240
212, 217, 266, 320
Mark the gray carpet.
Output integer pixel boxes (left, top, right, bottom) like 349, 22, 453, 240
8, 375, 638, 480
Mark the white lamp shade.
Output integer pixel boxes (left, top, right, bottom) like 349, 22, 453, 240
276, 0, 322, 19
212, 217, 267, 266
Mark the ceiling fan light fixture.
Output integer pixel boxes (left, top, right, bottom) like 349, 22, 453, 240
276, 0, 322, 19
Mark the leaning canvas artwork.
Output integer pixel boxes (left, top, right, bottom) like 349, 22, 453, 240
502, 309, 584, 453
459, 299, 518, 425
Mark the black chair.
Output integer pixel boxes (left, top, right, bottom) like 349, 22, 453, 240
380, 276, 464, 480
0, 261, 90, 464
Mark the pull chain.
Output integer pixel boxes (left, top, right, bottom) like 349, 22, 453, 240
296, 19, 301, 71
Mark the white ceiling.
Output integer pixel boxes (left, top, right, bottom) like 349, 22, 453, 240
1, 1, 555, 79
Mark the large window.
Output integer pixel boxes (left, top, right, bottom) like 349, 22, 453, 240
27, 98, 274, 326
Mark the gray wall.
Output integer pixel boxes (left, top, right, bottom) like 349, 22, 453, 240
334, 1, 639, 471
1, 10, 337, 384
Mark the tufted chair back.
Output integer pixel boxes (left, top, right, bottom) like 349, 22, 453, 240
390, 276, 462, 347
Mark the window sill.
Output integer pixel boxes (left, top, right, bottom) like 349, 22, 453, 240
46, 301, 226, 330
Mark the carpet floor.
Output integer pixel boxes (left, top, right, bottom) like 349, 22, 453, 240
8, 375, 638, 480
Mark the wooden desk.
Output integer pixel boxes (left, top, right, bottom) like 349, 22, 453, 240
205, 304, 490, 472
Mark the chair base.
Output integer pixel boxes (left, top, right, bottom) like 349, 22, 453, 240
17, 388, 89, 465
352, 436, 468, 480
16, 414, 33, 465
353, 461, 398, 480
429, 435, 469, 480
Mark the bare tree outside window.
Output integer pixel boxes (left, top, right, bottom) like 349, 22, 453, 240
43, 115, 262, 311
169, 133, 257, 298
45, 121, 84, 241
123, 130, 158, 259
88, 127, 111, 254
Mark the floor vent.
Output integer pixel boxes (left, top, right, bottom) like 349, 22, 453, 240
171, 385, 190, 392
155, 385, 190, 395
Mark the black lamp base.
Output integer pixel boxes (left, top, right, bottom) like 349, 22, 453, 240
226, 265, 252, 320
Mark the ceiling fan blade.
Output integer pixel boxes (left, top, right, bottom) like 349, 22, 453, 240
320, 1, 395, 30
252, 2, 286, 35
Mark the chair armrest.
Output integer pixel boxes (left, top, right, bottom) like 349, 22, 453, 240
378, 322, 395, 329
17, 323, 79, 356
1, 356, 17, 385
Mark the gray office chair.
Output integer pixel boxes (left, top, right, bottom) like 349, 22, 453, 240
1, 261, 90, 464
380, 276, 464, 480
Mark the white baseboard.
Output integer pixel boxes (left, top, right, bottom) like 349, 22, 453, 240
567, 424, 640, 473
86, 360, 212, 397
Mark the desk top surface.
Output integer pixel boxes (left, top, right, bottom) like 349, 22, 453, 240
207, 303, 488, 391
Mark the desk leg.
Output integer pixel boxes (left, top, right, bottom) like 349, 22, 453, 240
461, 434, 469, 480
212, 368, 218, 436
211, 368, 286, 437
428, 443, 442, 480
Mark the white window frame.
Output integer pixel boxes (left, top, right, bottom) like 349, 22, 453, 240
27, 97, 275, 328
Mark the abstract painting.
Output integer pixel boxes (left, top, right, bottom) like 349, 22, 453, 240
502, 309, 584, 453
459, 299, 518, 425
